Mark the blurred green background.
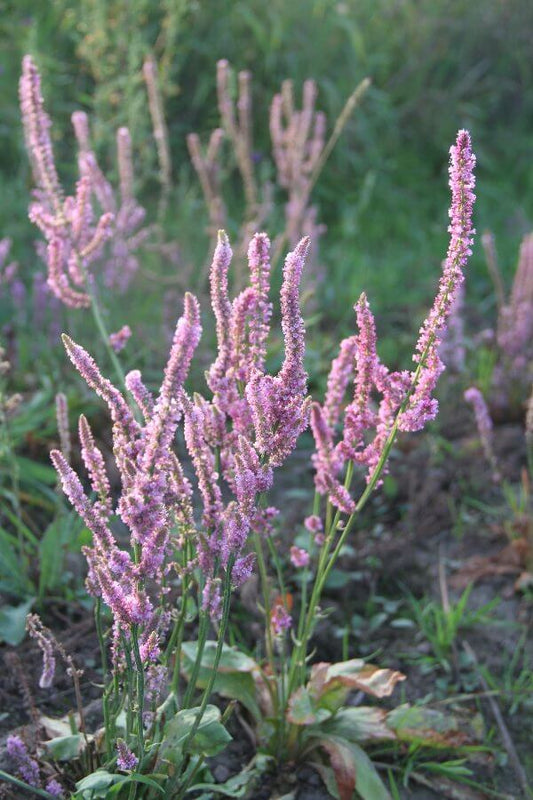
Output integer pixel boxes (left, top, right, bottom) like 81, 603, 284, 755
1, 0, 532, 374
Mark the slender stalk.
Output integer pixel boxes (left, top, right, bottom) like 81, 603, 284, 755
176, 557, 235, 799
95, 599, 114, 759
252, 530, 276, 679
130, 626, 146, 764
85, 275, 129, 394
0, 771, 58, 799
308, 77, 371, 195
181, 610, 209, 710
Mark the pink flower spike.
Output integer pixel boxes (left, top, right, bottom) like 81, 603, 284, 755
399, 130, 476, 432
278, 236, 310, 400
208, 230, 233, 390
55, 392, 71, 463
78, 414, 112, 515
61, 334, 139, 441
116, 739, 138, 771
19, 55, 61, 208
465, 386, 500, 481
324, 335, 358, 429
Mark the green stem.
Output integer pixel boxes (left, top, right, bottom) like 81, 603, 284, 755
181, 609, 209, 710
0, 770, 58, 799
131, 626, 146, 764
85, 276, 128, 395
95, 599, 114, 759
253, 530, 277, 682
176, 558, 235, 798
169, 566, 192, 701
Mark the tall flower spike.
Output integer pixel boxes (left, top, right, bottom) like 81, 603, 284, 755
399, 129, 476, 432
143, 292, 202, 472
278, 236, 310, 399
55, 392, 71, 463
61, 335, 139, 442
51, 449, 117, 554
464, 387, 500, 481
323, 335, 358, 429
78, 415, 112, 515
19, 55, 61, 209
340, 294, 379, 459
208, 230, 233, 389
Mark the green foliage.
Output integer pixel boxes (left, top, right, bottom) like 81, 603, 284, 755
406, 585, 500, 672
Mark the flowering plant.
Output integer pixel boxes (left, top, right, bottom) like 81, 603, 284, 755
0, 54, 483, 800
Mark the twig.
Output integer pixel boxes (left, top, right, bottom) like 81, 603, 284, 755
462, 639, 532, 798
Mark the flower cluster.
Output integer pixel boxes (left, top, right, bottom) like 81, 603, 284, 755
310, 130, 476, 510
19, 57, 150, 306
51, 229, 310, 682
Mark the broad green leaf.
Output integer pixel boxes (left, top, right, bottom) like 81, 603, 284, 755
386, 704, 483, 748
181, 641, 262, 719
323, 707, 396, 743
157, 704, 232, 770
0, 597, 34, 645
75, 770, 124, 798
45, 734, 84, 760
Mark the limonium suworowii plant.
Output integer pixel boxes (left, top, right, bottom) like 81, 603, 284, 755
1, 129, 476, 800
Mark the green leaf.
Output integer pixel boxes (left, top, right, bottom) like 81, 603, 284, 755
38, 519, 66, 597
386, 704, 484, 748
0, 597, 34, 645
107, 774, 165, 795
187, 755, 274, 798
157, 704, 232, 770
75, 770, 124, 798
181, 641, 262, 720
45, 734, 84, 760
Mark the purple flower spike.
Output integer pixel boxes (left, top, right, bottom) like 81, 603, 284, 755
208, 230, 233, 390
399, 129, 476, 432
6, 735, 40, 787
278, 236, 310, 401
116, 739, 138, 771
78, 415, 112, 515
465, 387, 500, 481
323, 336, 357, 429
45, 779, 64, 798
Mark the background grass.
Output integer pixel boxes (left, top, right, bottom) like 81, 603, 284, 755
0, 0, 532, 376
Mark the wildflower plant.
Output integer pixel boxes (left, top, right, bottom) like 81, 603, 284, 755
0, 54, 484, 800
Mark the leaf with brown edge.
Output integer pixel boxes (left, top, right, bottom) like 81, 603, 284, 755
307, 659, 406, 713
286, 686, 332, 726
312, 734, 391, 800
322, 707, 397, 744
386, 705, 484, 748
